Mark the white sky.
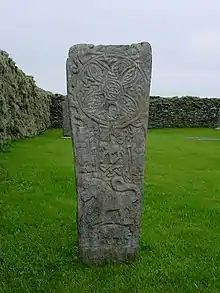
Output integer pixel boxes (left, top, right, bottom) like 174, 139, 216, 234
1, 0, 220, 97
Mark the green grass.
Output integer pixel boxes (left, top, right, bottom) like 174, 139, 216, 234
1, 128, 220, 293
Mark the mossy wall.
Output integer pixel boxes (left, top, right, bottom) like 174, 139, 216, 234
50, 94, 64, 128
148, 96, 220, 129
49, 95, 220, 130
1, 50, 219, 147
0, 50, 64, 145
0, 50, 50, 145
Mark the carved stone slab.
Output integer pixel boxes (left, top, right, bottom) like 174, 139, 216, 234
66, 43, 152, 264
62, 97, 71, 137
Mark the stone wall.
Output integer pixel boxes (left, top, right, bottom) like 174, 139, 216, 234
0, 50, 65, 145
48, 95, 220, 130
50, 94, 65, 128
148, 96, 220, 129
1, 50, 219, 147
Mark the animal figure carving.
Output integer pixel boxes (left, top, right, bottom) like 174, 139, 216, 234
78, 176, 140, 227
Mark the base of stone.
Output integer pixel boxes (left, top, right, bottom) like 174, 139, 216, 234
62, 136, 71, 139
78, 246, 138, 265
216, 127, 220, 131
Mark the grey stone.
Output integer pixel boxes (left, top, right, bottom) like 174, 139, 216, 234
62, 97, 71, 137
66, 43, 152, 265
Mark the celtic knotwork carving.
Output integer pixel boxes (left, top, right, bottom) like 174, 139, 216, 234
73, 54, 148, 128
67, 43, 152, 264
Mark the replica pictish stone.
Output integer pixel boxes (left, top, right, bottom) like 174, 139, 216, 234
66, 43, 152, 264
62, 97, 71, 137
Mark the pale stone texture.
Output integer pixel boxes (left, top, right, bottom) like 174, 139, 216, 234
66, 43, 152, 264
62, 97, 71, 137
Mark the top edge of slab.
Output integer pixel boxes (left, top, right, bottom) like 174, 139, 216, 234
68, 42, 152, 58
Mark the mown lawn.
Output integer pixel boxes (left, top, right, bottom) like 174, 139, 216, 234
0, 128, 220, 293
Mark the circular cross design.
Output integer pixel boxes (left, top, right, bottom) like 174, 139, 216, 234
76, 54, 148, 128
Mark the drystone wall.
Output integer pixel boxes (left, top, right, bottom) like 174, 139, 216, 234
50, 95, 220, 130
0, 50, 65, 145
148, 96, 220, 129
50, 94, 65, 128
1, 50, 219, 147
0, 50, 50, 145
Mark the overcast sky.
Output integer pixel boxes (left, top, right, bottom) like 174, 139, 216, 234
1, 0, 220, 97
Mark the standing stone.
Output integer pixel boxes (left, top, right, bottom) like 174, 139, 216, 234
62, 97, 71, 137
66, 43, 152, 264
216, 108, 220, 130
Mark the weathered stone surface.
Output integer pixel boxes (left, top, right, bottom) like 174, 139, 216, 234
66, 43, 152, 264
62, 97, 71, 137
